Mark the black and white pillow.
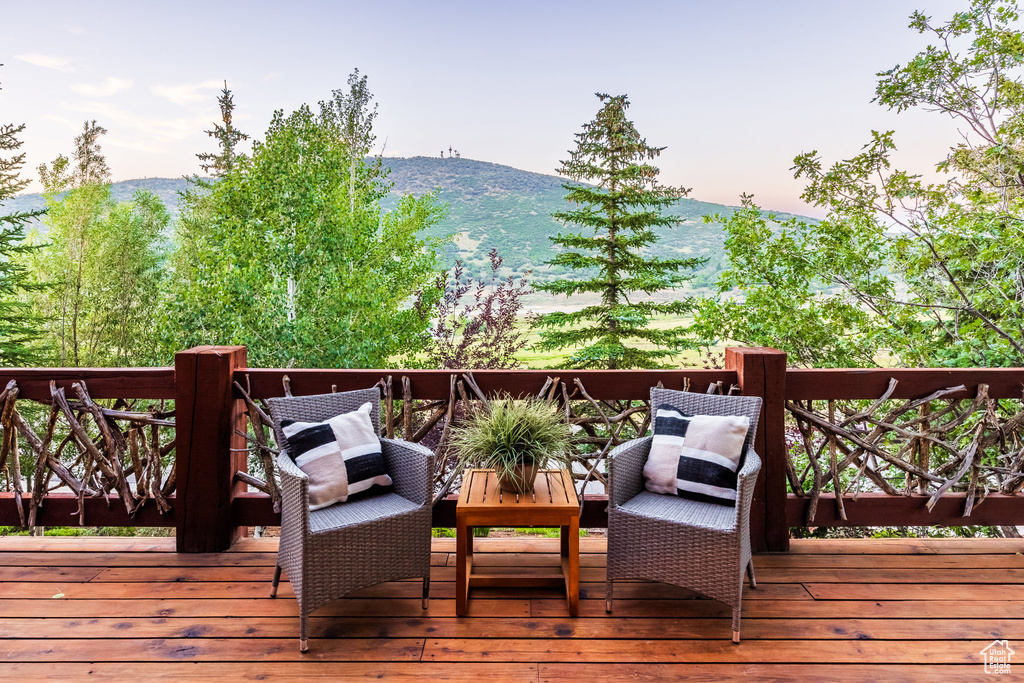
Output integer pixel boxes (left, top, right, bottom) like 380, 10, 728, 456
280, 402, 392, 510
642, 404, 750, 507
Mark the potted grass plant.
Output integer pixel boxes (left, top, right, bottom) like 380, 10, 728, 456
452, 396, 574, 493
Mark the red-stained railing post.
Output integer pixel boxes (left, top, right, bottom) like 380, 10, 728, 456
725, 347, 788, 552
175, 346, 248, 552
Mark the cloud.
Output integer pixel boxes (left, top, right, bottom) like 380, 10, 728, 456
71, 78, 133, 98
104, 136, 168, 155
43, 114, 83, 132
15, 53, 73, 72
60, 99, 208, 148
150, 80, 222, 106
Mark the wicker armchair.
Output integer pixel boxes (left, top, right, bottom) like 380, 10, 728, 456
267, 388, 433, 652
606, 388, 762, 643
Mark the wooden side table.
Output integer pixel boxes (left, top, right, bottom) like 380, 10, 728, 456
455, 468, 580, 617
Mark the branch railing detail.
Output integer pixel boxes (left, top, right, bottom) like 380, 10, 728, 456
3, 353, 1023, 551
786, 378, 1024, 525
0, 378, 175, 527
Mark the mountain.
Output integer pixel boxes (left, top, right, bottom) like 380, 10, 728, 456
2, 177, 186, 221
3, 157, 813, 289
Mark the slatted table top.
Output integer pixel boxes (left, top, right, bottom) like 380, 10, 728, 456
457, 468, 578, 514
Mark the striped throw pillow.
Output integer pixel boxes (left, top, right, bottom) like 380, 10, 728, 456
280, 402, 393, 510
642, 404, 750, 507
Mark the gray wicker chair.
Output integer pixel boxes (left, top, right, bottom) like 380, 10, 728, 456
267, 388, 433, 652
606, 388, 762, 643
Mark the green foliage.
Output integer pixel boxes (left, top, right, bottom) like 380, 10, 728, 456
694, 195, 885, 367
196, 82, 248, 178
451, 397, 574, 479
161, 78, 448, 368
27, 122, 168, 367
698, 0, 1024, 368
0, 73, 46, 365
533, 94, 707, 368
334, 68, 378, 215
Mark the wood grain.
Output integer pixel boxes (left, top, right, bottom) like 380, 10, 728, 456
174, 346, 247, 552
456, 469, 580, 616
0, 534, 1018, 677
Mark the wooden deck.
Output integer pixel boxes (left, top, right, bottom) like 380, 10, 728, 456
0, 535, 1021, 680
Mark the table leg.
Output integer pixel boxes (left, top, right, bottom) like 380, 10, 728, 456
561, 519, 579, 617
456, 522, 472, 616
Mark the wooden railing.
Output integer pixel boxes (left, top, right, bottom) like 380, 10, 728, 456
784, 367, 1024, 533
1, 345, 1021, 554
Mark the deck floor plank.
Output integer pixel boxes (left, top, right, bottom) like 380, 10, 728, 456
0, 536, 1017, 679
0, 616, 1020, 640
0, 662, 983, 682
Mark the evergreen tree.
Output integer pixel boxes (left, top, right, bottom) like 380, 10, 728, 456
196, 82, 248, 178
533, 93, 706, 369
0, 70, 45, 365
167, 84, 245, 308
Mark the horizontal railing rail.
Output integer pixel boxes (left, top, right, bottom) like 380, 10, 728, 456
240, 368, 738, 400
0, 367, 175, 401
786, 367, 1024, 400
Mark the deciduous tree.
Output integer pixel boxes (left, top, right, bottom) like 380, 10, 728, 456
163, 78, 448, 368
414, 248, 533, 369
29, 122, 167, 366
696, 0, 1024, 368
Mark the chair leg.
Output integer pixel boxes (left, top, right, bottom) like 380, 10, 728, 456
605, 578, 613, 613
732, 607, 741, 644
270, 565, 282, 598
300, 609, 309, 653
746, 559, 757, 589
422, 573, 430, 610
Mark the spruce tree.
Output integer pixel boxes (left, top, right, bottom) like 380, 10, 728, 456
533, 93, 706, 369
196, 82, 248, 177
0, 69, 45, 365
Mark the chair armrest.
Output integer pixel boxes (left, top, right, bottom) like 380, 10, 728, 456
738, 447, 762, 485
380, 438, 433, 507
736, 446, 762, 526
608, 436, 652, 507
276, 451, 310, 536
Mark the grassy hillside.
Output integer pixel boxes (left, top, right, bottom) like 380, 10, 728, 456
379, 157, 811, 289
3, 157, 813, 289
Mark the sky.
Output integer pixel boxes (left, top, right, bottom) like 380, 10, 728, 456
2, 0, 976, 215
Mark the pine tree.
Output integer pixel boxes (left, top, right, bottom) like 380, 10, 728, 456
0, 69, 45, 365
196, 82, 248, 177
533, 94, 706, 369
